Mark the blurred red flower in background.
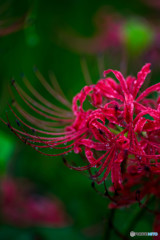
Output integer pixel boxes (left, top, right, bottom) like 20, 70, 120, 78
0, 178, 69, 227
57, 8, 123, 54
56, 7, 160, 69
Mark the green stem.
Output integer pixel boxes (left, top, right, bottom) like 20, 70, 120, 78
103, 208, 115, 240
124, 206, 146, 236
104, 208, 129, 240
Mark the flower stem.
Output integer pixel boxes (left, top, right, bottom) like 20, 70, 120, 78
104, 209, 129, 240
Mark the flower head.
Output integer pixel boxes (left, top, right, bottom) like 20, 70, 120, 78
3, 64, 160, 190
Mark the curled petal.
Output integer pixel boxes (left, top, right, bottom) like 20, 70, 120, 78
133, 63, 151, 98
103, 69, 128, 95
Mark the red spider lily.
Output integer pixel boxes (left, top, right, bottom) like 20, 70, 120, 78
108, 161, 155, 208
2, 63, 160, 190
105, 162, 160, 239
107, 160, 160, 238
0, 178, 69, 227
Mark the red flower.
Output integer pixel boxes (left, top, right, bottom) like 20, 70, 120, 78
1, 178, 69, 227
108, 161, 152, 208
3, 64, 160, 190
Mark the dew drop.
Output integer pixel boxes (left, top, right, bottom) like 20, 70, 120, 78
16, 119, 21, 127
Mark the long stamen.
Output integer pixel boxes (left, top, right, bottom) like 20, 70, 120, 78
17, 84, 73, 118
49, 71, 67, 99
13, 82, 72, 123
23, 76, 71, 114
80, 58, 93, 85
15, 103, 68, 130
34, 67, 72, 109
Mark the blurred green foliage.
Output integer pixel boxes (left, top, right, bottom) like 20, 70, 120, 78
123, 19, 154, 56
0, 131, 15, 174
